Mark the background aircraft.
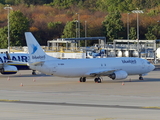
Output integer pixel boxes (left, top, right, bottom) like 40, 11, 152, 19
25, 32, 155, 83
0, 52, 36, 75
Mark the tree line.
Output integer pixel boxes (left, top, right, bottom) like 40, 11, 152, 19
1, 0, 160, 12
0, 0, 160, 48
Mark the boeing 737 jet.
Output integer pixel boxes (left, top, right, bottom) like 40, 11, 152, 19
0, 52, 38, 75
0, 52, 30, 74
25, 32, 155, 83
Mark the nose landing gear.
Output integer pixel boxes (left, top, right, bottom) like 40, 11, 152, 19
139, 74, 143, 80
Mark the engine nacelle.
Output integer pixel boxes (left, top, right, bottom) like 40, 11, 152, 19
109, 70, 128, 80
1, 65, 18, 74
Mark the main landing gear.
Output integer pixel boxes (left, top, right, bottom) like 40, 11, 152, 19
94, 77, 102, 83
139, 74, 144, 80
32, 70, 36, 75
79, 77, 102, 83
79, 77, 86, 82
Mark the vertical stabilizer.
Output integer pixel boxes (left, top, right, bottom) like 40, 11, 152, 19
25, 32, 56, 63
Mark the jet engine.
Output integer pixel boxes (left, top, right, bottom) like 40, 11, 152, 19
1, 65, 18, 74
109, 70, 128, 80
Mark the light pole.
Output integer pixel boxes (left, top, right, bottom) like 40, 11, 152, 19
127, 13, 130, 40
74, 20, 78, 49
85, 21, 87, 47
76, 13, 80, 38
75, 20, 78, 38
76, 13, 80, 47
4, 5, 12, 53
132, 9, 143, 58
132, 9, 143, 40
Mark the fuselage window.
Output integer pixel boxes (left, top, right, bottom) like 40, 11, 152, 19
101, 64, 107, 66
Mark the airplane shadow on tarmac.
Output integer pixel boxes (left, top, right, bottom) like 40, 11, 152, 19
0, 73, 159, 83
122, 78, 160, 83
0, 73, 51, 78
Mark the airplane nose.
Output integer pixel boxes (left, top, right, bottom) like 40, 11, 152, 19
150, 64, 155, 71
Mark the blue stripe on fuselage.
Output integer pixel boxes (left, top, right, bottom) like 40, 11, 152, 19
0, 54, 29, 63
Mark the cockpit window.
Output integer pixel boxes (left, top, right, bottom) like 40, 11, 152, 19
147, 62, 151, 64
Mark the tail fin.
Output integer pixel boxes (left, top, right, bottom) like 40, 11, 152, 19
25, 32, 57, 63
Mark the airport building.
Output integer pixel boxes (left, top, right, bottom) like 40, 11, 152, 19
1, 38, 160, 63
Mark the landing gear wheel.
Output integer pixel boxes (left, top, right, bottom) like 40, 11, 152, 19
80, 77, 83, 82
97, 78, 101, 83
82, 77, 86, 82
32, 70, 36, 75
139, 76, 143, 80
94, 78, 98, 83
139, 74, 143, 80
79, 77, 86, 82
94, 77, 101, 83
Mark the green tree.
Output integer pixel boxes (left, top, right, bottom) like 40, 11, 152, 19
0, 0, 5, 4
129, 27, 137, 40
50, 0, 76, 9
23, 0, 53, 5
4, 0, 53, 5
0, 27, 8, 48
145, 25, 160, 40
5, 0, 14, 5
102, 11, 124, 41
61, 20, 77, 38
96, 0, 134, 12
78, 0, 97, 11
48, 21, 62, 29
132, 0, 160, 9
47, 21, 64, 38
9, 10, 30, 46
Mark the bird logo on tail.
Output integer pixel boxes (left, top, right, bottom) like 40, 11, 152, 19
31, 44, 38, 54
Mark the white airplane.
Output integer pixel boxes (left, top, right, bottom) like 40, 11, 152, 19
0, 52, 37, 75
25, 32, 155, 83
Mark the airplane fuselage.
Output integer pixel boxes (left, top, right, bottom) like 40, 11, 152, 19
30, 57, 154, 78
0, 53, 29, 70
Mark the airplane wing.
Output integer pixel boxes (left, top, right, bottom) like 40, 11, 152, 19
85, 69, 117, 77
4, 52, 28, 67
7, 60, 28, 65
30, 61, 45, 66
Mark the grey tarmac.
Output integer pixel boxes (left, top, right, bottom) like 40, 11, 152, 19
0, 70, 160, 120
